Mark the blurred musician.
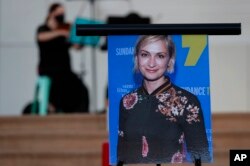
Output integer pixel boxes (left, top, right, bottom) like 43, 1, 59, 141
36, 3, 89, 113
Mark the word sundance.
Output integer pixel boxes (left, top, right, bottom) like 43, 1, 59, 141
230, 150, 250, 166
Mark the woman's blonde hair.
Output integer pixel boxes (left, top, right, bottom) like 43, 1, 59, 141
134, 35, 176, 74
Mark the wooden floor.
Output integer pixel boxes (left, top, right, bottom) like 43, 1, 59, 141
0, 113, 249, 166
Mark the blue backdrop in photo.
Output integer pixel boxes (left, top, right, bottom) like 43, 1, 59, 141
108, 35, 213, 164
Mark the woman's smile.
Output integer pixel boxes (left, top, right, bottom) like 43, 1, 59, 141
146, 69, 158, 73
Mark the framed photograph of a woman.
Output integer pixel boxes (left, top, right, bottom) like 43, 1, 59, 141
108, 35, 213, 165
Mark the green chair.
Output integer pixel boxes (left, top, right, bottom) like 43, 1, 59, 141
31, 76, 51, 116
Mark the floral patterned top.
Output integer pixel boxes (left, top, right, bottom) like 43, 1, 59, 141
117, 77, 211, 164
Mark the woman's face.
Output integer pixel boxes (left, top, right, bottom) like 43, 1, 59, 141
53, 6, 65, 17
136, 39, 170, 82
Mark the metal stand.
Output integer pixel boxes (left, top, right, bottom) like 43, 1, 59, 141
68, 0, 128, 112
68, 0, 99, 112
89, 0, 97, 112
117, 161, 124, 166
194, 158, 201, 166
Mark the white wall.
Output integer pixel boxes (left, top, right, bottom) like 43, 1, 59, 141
0, 0, 249, 115
209, 37, 248, 112
247, 44, 250, 111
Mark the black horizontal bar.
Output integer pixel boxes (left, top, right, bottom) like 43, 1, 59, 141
76, 23, 241, 36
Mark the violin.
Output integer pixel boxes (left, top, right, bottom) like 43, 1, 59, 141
57, 23, 71, 31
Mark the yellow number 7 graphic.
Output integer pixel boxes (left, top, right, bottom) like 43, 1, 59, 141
182, 35, 207, 66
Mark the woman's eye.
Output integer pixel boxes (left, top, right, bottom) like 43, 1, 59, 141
158, 54, 166, 59
140, 53, 148, 57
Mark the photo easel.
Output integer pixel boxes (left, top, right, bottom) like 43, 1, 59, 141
76, 23, 241, 166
